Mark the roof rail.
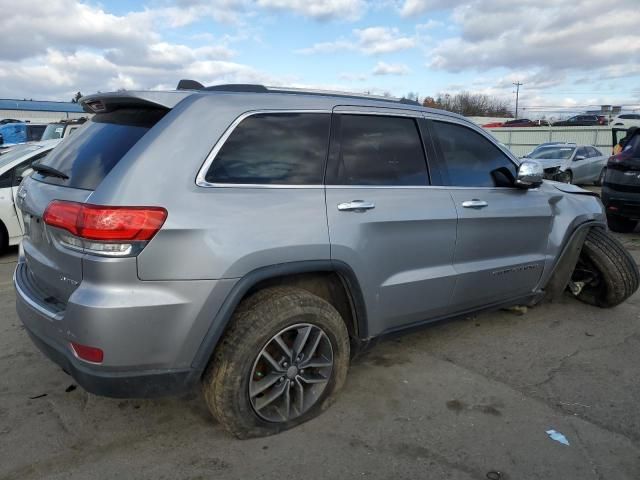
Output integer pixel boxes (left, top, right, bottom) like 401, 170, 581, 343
175, 79, 421, 106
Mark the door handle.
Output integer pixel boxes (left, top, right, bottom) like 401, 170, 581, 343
337, 200, 376, 212
462, 199, 488, 209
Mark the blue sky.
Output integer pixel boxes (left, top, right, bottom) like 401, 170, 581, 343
0, 0, 638, 118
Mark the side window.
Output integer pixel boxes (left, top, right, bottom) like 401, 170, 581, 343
588, 147, 601, 157
0, 169, 11, 189
430, 121, 517, 188
205, 113, 330, 185
328, 114, 428, 186
576, 147, 588, 159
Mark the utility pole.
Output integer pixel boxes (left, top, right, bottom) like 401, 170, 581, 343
513, 81, 523, 119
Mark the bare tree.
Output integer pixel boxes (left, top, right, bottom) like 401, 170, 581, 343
423, 92, 513, 117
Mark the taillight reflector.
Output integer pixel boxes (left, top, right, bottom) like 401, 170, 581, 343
70, 342, 104, 363
43, 201, 167, 242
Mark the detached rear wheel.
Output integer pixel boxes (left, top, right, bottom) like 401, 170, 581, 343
571, 227, 639, 307
203, 286, 350, 438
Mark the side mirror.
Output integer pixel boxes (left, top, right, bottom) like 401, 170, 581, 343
574, 155, 586, 161
515, 160, 544, 188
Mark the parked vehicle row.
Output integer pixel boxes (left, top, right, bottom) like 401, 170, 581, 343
0, 117, 86, 154
482, 113, 640, 129
11, 82, 638, 439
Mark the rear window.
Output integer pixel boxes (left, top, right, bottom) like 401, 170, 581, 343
205, 113, 330, 185
33, 109, 165, 190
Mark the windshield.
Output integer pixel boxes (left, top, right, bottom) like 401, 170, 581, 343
528, 146, 575, 160
41, 123, 65, 140
0, 144, 42, 170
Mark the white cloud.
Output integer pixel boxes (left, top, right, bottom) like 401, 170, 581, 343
372, 61, 410, 75
428, 0, 640, 75
399, 0, 465, 16
298, 26, 415, 55
257, 0, 366, 20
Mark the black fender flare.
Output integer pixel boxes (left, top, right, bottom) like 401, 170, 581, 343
190, 260, 368, 372
539, 220, 606, 301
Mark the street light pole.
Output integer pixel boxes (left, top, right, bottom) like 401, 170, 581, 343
513, 81, 523, 119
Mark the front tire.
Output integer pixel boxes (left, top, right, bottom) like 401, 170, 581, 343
572, 227, 639, 307
202, 286, 350, 438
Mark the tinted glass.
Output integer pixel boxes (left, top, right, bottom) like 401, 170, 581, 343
576, 147, 588, 158
529, 146, 575, 160
206, 113, 330, 185
431, 121, 517, 187
588, 147, 602, 157
34, 109, 165, 190
26, 125, 46, 142
329, 115, 428, 186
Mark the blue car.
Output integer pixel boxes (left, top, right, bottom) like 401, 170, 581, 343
0, 122, 46, 148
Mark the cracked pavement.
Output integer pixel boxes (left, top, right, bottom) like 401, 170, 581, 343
1, 230, 639, 480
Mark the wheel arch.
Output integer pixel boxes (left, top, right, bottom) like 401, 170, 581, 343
190, 260, 369, 373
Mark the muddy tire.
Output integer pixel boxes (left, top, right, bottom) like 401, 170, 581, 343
607, 214, 638, 233
573, 227, 639, 307
202, 286, 350, 439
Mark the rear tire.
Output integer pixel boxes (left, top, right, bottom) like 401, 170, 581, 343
607, 214, 638, 233
573, 227, 639, 308
202, 286, 350, 438
595, 168, 606, 186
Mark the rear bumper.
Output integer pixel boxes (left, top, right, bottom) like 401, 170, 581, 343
23, 324, 197, 398
602, 186, 640, 219
13, 260, 230, 398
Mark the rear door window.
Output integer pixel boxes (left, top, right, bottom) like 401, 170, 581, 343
33, 109, 166, 190
205, 113, 330, 185
326, 114, 429, 186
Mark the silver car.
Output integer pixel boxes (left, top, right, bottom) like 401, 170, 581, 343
13, 82, 639, 438
523, 143, 608, 185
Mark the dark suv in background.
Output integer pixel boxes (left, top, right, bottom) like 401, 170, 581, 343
552, 114, 607, 127
603, 129, 640, 232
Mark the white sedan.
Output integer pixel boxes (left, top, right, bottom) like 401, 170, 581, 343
0, 139, 60, 252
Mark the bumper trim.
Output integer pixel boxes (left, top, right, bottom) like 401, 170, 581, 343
24, 325, 200, 398
14, 262, 63, 321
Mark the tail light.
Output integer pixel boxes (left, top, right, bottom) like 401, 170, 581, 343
70, 342, 104, 363
43, 200, 167, 256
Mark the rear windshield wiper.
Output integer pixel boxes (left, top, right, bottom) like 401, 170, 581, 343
31, 162, 69, 180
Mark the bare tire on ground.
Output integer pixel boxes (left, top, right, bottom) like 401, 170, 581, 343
607, 214, 638, 233
202, 286, 350, 438
572, 227, 639, 307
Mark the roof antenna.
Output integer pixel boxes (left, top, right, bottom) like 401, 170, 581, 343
177, 79, 204, 90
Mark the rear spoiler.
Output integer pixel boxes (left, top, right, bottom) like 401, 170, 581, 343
79, 90, 193, 114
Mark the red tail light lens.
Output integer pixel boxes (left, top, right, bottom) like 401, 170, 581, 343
44, 201, 167, 241
70, 342, 104, 363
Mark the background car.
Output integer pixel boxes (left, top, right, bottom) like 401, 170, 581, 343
500, 118, 549, 127
610, 113, 640, 129
552, 114, 607, 126
0, 139, 60, 252
0, 122, 46, 150
522, 142, 607, 184
41, 117, 88, 140
602, 129, 640, 232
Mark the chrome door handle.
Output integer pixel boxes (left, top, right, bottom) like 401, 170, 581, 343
337, 200, 376, 212
462, 199, 488, 209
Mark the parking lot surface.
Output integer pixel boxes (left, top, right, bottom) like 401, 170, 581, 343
1, 230, 639, 480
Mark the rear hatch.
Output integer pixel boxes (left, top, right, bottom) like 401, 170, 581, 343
18, 106, 169, 306
607, 133, 640, 192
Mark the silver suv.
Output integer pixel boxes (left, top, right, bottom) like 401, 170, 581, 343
14, 81, 639, 438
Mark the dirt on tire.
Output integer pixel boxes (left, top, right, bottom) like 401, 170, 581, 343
575, 227, 640, 307
202, 286, 350, 439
